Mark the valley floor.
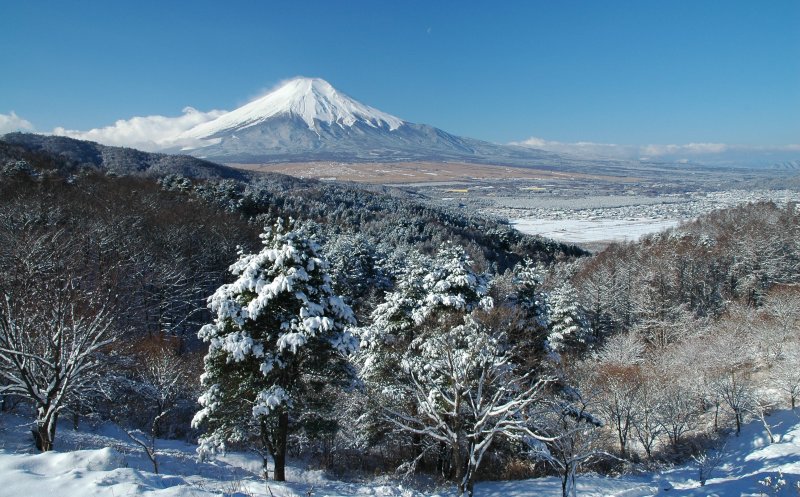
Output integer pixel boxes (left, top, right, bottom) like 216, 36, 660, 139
1, 410, 799, 496
511, 217, 682, 245
504, 189, 800, 248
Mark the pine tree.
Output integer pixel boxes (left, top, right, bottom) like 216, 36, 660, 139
545, 283, 591, 352
357, 244, 494, 487
359, 244, 492, 384
192, 219, 357, 481
321, 232, 388, 317
513, 258, 549, 328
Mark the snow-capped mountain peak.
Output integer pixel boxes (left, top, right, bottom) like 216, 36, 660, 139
166, 77, 552, 164
181, 77, 404, 140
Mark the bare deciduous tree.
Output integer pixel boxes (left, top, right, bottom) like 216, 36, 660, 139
385, 317, 551, 497
771, 347, 800, 409
529, 391, 608, 497
0, 282, 117, 451
104, 336, 194, 473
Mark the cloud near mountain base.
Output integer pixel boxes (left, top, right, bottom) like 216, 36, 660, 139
0, 112, 35, 134
52, 107, 227, 152
512, 136, 800, 166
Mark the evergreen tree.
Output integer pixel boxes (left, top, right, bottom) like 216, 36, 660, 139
321, 232, 388, 318
357, 244, 494, 483
359, 244, 492, 384
514, 258, 549, 326
514, 258, 543, 299
192, 219, 357, 481
545, 283, 591, 352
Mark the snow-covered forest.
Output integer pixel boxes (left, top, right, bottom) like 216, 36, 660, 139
1, 136, 799, 496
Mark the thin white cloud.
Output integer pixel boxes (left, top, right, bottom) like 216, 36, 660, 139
52, 107, 226, 152
512, 136, 800, 165
510, 136, 637, 159
0, 111, 35, 134
641, 142, 728, 156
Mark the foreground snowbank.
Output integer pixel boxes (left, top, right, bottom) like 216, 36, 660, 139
0, 409, 798, 496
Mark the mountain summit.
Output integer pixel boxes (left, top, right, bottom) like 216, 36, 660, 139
181, 78, 404, 140
171, 78, 554, 165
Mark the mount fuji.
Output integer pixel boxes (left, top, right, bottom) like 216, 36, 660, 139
170, 77, 559, 165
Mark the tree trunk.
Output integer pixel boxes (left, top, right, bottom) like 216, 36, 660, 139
151, 449, 160, 475
273, 411, 289, 482
33, 425, 49, 451
735, 410, 741, 436
436, 441, 449, 477
453, 444, 465, 493
561, 463, 579, 497
669, 427, 679, 448
452, 396, 464, 486
753, 405, 774, 443
412, 432, 423, 460
72, 399, 81, 430
34, 411, 58, 452
273, 452, 286, 481
567, 464, 578, 497
260, 453, 270, 480
462, 455, 477, 497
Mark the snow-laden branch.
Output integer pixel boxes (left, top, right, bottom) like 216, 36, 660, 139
382, 316, 552, 496
0, 283, 117, 451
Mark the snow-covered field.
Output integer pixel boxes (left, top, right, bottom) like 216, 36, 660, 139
511, 218, 682, 244
503, 189, 800, 245
1, 410, 799, 496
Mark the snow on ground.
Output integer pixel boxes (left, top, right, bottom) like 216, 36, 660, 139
1, 409, 799, 496
504, 189, 800, 245
511, 218, 682, 244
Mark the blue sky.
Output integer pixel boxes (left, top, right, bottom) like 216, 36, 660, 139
1, 0, 798, 148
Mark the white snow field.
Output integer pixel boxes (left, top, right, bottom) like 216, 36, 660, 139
1, 409, 798, 496
507, 189, 800, 246
511, 218, 682, 244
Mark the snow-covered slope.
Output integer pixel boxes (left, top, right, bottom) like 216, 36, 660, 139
181, 78, 404, 140
2, 409, 799, 496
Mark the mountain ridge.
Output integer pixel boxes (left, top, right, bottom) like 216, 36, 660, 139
0, 132, 249, 180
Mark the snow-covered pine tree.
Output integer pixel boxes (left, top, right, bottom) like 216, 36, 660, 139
357, 244, 494, 488
514, 258, 547, 321
489, 258, 551, 370
321, 232, 387, 317
545, 283, 591, 353
358, 244, 492, 384
192, 219, 357, 481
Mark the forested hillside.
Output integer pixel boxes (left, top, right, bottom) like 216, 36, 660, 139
572, 201, 800, 340
1, 135, 798, 496
1, 132, 248, 180
1, 133, 583, 270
